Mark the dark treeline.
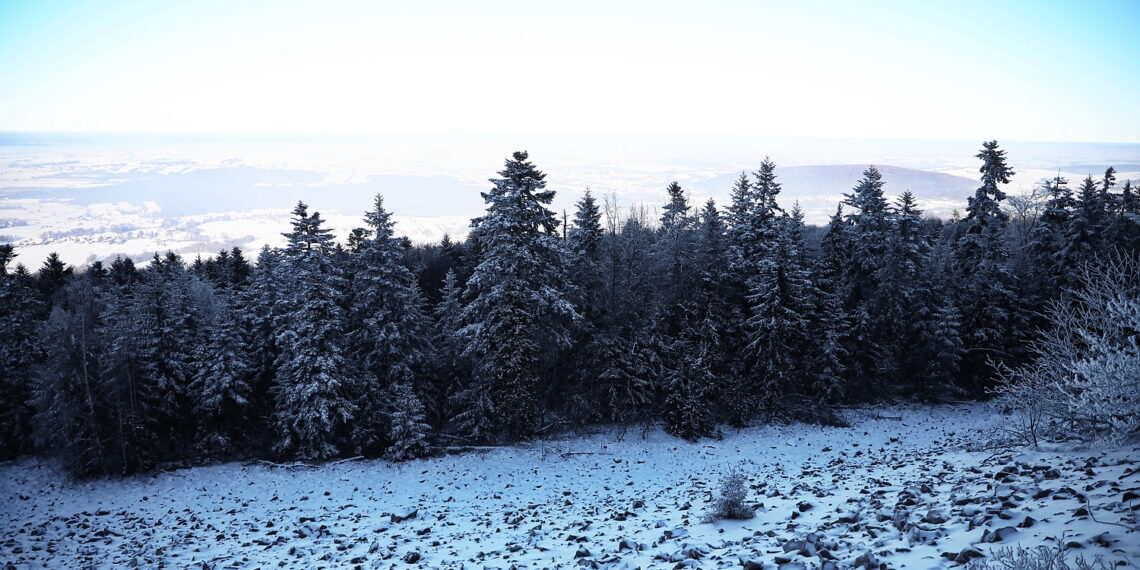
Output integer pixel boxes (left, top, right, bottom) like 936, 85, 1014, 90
1, 142, 1136, 477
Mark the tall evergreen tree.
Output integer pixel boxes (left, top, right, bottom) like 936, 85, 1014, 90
347, 195, 434, 456
431, 270, 468, 428
32, 277, 130, 476
190, 290, 253, 457
0, 247, 41, 459
384, 381, 432, 461
953, 140, 1021, 393
1062, 175, 1109, 276
459, 152, 577, 439
271, 202, 354, 460
745, 207, 817, 414
36, 251, 72, 303
838, 166, 895, 396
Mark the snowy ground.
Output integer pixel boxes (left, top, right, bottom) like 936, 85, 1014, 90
2, 404, 1137, 569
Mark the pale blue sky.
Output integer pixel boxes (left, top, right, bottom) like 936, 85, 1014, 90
1, 0, 1137, 142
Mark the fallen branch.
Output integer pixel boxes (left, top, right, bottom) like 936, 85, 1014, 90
253, 459, 317, 470
559, 451, 608, 458
1086, 497, 1139, 532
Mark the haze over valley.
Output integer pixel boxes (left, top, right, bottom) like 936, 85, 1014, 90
3, 133, 1136, 266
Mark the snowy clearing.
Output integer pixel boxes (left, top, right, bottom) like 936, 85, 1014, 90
2, 404, 1137, 569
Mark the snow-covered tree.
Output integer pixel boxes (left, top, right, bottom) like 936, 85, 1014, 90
0, 247, 42, 459
271, 202, 355, 460
243, 246, 283, 426
459, 152, 577, 439
838, 166, 895, 396
745, 207, 817, 413
431, 270, 467, 428
347, 195, 434, 456
190, 290, 253, 457
994, 252, 1140, 444
32, 277, 130, 476
36, 251, 73, 304
953, 141, 1023, 392
1062, 175, 1110, 279
662, 313, 720, 441
385, 381, 432, 461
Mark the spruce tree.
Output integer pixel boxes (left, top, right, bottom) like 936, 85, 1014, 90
1062, 175, 1109, 277
432, 270, 468, 428
385, 381, 432, 461
657, 181, 696, 312
1029, 173, 1075, 295
839, 166, 895, 396
459, 152, 577, 439
663, 317, 717, 441
190, 290, 253, 457
745, 208, 816, 414
271, 202, 354, 460
36, 251, 72, 304
0, 246, 41, 459
953, 140, 1021, 393
33, 277, 131, 476
244, 246, 283, 430
347, 195, 434, 456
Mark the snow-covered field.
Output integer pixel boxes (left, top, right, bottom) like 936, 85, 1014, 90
2, 405, 1137, 569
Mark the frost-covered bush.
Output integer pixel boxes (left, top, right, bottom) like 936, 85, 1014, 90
965, 543, 1111, 570
703, 464, 754, 522
993, 253, 1140, 445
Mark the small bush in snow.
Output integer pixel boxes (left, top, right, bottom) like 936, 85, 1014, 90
703, 464, 754, 522
965, 542, 1111, 570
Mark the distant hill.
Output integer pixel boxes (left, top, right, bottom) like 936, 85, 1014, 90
693, 164, 978, 203
2, 167, 487, 218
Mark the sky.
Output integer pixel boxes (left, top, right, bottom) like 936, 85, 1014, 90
1, 0, 1138, 142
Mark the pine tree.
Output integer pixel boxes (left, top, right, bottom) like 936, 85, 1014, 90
839, 166, 895, 396
872, 191, 932, 394
32, 276, 132, 476
110, 256, 138, 288
562, 189, 609, 421
730, 158, 784, 282
271, 202, 355, 460
431, 270, 468, 428
190, 290, 253, 457
0, 246, 41, 459
745, 208, 817, 414
384, 381, 432, 461
347, 195, 434, 456
229, 246, 252, 287
590, 328, 660, 426
36, 251, 72, 303
817, 205, 850, 298
660, 181, 690, 230
953, 140, 1022, 393
663, 316, 717, 441
1062, 175, 1109, 278
568, 189, 605, 320
459, 152, 577, 439
1029, 173, 1075, 296
657, 181, 696, 311
244, 246, 283, 430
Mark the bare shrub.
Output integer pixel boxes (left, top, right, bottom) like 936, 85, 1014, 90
992, 252, 1140, 446
965, 542, 1112, 570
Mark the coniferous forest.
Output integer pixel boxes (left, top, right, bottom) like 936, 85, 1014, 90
2, 141, 1138, 478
